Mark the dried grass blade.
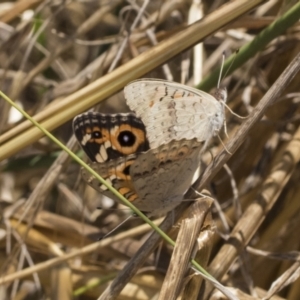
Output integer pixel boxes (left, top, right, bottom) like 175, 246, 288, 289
159, 198, 212, 300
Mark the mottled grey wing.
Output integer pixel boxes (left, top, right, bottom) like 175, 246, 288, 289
129, 138, 203, 216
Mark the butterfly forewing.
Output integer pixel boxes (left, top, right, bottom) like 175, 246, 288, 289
73, 112, 149, 162
124, 79, 225, 149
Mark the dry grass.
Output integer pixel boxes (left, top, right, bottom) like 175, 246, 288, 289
1, 1, 300, 299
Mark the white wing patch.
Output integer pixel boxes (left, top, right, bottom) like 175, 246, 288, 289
124, 79, 225, 149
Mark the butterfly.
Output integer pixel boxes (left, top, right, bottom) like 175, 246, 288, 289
124, 78, 227, 149
73, 112, 203, 216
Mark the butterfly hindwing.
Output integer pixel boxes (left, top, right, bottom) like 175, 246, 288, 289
129, 138, 203, 215
82, 139, 203, 216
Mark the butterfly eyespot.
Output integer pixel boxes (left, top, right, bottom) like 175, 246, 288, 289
118, 131, 136, 147
92, 130, 102, 139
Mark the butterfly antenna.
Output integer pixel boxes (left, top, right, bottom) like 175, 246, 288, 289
217, 50, 247, 120
219, 49, 240, 85
217, 52, 225, 89
224, 49, 239, 80
99, 214, 133, 240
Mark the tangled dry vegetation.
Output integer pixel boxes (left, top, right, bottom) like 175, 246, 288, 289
1, 0, 300, 299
